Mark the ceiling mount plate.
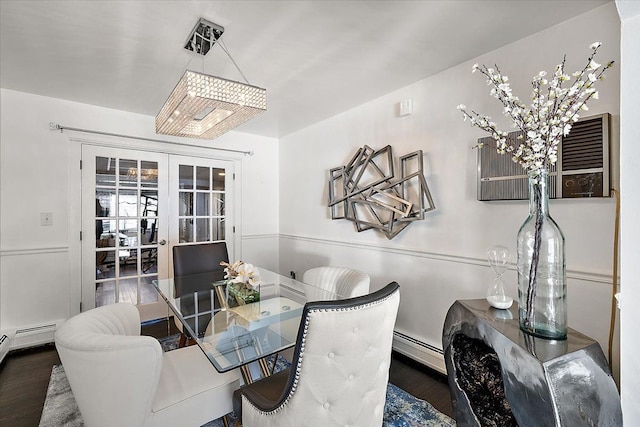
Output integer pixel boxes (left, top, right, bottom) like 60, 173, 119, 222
184, 17, 224, 56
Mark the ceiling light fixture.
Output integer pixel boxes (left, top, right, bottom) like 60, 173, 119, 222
156, 18, 266, 140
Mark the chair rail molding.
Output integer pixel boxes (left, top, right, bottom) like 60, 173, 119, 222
279, 234, 618, 286
241, 233, 279, 240
0, 246, 69, 256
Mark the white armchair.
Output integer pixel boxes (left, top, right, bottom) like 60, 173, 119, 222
302, 266, 370, 299
234, 282, 400, 427
54, 302, 239, 427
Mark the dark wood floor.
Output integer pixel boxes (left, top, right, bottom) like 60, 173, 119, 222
0, 319, 453, 426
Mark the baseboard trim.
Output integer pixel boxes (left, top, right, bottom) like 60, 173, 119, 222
393, 331, 446, 375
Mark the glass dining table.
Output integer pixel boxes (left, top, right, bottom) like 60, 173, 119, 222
152, 267, 343, 383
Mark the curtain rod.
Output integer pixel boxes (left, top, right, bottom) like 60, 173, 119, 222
49, 123, 254, 156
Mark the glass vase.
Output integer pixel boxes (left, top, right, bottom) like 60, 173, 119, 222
226, 281, 260, 307
516, 169, 567, 339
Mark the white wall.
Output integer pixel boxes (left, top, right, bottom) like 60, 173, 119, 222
279, 3, 621, 370
616, 1, 640, 424
0, 88, 280, 344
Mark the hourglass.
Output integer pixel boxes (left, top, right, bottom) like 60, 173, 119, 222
486, 245, 513, 309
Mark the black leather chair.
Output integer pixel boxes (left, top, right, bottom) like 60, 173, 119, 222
172, 242, 229, 347
233, 282, 400, 427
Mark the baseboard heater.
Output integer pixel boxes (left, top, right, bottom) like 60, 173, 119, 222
12, 323, 58, 350
0, 335, 10, 364
392, 330, 446, 374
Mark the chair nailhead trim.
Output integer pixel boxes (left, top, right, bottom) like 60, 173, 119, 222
247, 291, 397, 417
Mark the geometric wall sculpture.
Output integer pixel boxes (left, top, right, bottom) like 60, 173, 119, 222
328, 145, 436, 239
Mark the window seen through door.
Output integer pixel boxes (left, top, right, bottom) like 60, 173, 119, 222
178, 164, 226, 243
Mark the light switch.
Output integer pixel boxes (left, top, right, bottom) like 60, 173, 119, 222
41, 212, 53, 226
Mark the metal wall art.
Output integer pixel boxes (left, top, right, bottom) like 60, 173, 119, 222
328, 145, 436, 239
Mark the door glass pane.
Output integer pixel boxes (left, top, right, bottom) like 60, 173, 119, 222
179, 218, 193, 243
140, 276, 159, 304
120, 159, 138, 187
179, 165, 193, 189
96, 157, 116, 186
141, 190, 158, 217
140, 161, 158, 188
196, 166, 210, 190
196, 218, 210, 242
119, 277, 138, 304
213, 218, 225, 241
179, 192, 193, 216
96, 250, 116, 279
120, 248, 138, 277
141, 217, 158, 244
141, 247, 158, 274
213, 168, 225, 191
119, 190, 138, 217
196, 192, 210, 216
119, 219, 138, 246
96, 189, 115, 217
96, 281, 116, 307
97, 220, 118, 247
213, 193, 225, 215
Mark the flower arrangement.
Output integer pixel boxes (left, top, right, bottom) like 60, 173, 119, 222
457, 43, 613, 338
457, 42, 613, 178
220, 260, 262, 289
220, 260, 261, 305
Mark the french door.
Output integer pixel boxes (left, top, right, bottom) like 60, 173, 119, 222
168, 155, 235, 276
81, 146, 235, 321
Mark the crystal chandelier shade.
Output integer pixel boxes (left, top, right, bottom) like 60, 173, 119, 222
156, 70, 266, 140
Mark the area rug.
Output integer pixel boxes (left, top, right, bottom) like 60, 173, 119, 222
40, 335, 456, 426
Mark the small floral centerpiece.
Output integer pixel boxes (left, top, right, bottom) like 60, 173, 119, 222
220, 260, 261, 305
457, 43, 613, 339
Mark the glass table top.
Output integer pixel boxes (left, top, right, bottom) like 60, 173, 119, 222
153, 267, 343, 373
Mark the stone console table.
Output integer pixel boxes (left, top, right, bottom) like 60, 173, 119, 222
442, 299, 622, 426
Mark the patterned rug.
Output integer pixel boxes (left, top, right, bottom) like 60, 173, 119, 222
40, 335, 456, 427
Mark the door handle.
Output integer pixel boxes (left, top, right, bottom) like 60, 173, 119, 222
157, 239, 167, 246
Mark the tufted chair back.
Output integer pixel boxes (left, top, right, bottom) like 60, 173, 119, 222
302, 266, 370, 299
55, 302, 239, 427
236, 282, 400, 427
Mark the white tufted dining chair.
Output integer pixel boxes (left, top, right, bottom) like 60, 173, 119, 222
233, 282, 400, 427
55, 302, 239, 427
275, 267, 371, 363
302, 266, 370, 300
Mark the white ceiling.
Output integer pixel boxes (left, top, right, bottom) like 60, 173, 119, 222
0, 0, 611, 139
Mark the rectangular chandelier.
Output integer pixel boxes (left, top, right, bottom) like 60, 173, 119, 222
156, 70, 267, 140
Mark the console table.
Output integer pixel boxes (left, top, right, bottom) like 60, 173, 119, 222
442, 299, 622, 426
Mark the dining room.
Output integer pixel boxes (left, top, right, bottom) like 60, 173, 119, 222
1, 1, 639, 425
